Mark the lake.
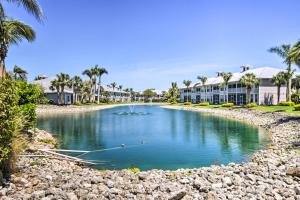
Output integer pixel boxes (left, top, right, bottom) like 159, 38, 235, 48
37, 105, 269, 170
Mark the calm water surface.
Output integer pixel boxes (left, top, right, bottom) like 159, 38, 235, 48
37, 105, 269, 170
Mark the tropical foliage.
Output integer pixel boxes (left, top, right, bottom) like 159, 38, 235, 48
50, 73, 72, 105
240, 73, 259, 104
13, 65, 27, 81
271, 71, 286, 104
183, 80, 192, 102
220, 72, 233, 103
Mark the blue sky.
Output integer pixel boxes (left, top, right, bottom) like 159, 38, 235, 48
4, 0, 300, 91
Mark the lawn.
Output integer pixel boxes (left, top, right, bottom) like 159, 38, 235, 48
251, 106, 300, 115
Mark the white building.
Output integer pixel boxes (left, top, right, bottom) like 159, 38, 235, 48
180, 66, 295, 105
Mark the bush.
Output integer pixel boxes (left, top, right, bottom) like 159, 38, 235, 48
196, 102, 209, 106
169, 100, 177, 104
292, 93, 300, 104
128, 167, 140, 173
183, 102, 192, 105
19, 103, 37, 129
245, 102, 257, 108
0, 80, 23, 177
294, 104, 300, 111
222, 102, 234, 107
278, 101, 295, 106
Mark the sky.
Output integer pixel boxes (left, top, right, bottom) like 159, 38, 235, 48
3, 0, 300, 91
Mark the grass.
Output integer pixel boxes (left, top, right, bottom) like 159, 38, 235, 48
38, 138, 57, 146
252, 105, 300, 115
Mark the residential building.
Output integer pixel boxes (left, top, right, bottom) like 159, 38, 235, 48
180, 66, 294, 105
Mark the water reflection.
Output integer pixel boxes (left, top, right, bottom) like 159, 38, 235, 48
38, 105, 269, 170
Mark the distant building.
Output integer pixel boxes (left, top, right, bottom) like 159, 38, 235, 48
34, 77, 131, 104
179, 66, 296, 105
33, 77, 73, 104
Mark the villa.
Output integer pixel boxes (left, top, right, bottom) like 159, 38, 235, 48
180, 66, 293, 105
33, 77, 131, 104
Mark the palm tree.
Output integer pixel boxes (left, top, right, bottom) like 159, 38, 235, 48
269, 44, 294, 101
82, 69, 94, 102
197, 76, 208, 102
1, 0, 43, 21
72, 76, 83, 103
49, 79, 61, 105
13, 65, 27, 81
0, 19, 35, 79
240, 73, 259, 104
169, 82, 179, 102
80, 80, 93, 103
220, 72, 233, 103
111, 82, 117, 102
183, 80, 192, 102
56, 73, 71, 105
94, 66, 108, 104
292, 75, 300, 93
289, 40, 300, 68
271, 72, 286, 104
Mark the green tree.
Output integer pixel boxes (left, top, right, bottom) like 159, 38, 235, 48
289, 40, 300, 68
197, 76, 208, 102
72, 76, 83, 103
94, 66, 108, 104
240, 73, 259, 104
34, 75, 46, 81
13, 65, 27, 81
220, 72, 233, 103
183, 80, 192, 102
143, 88, 156, 102
110, 82, 117, 102
0, 19, 35, 79
269, 44, 294, 101
271, 72, 286, 104
167, 82, 179, 103
292, 75, 300, 93
49, 79, 60, 104
56, 73, 71, 105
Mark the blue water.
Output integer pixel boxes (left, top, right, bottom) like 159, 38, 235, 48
37, 105, 269, 170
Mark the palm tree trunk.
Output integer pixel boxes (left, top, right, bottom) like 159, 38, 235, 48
277, 86, 281, 104
287, 63, 292, 102
247, 88, 251, 104
57, 91, 60, 105
0, 58, 6, 79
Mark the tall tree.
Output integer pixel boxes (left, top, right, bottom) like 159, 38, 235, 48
111, 82, 117, 102
94, 66, 108, 104
72, 76, 82, 103
34, 75, 46, 81
49, 79, 60, 105
271, 72, 286, 104
56, 73, 71, 105
168, 82, 179, 103
269, 44, 294, 101
13, 65, 27, 81
289, 40, 300, 68
0, 19, 35, 79
197, 76, 208, 102
220, 72, 233, 103
292, 75, 300, 93
1, 0, 43, 21
240, 73, 259, 104
183, 80, 192, 102
82, 69, 94, 102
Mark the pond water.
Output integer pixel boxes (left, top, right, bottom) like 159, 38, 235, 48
37, 105, 269, 170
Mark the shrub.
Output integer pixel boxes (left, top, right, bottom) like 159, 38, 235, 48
0, 80, 23, 177
294, 104, 300, 111
183, 102, 192, 105
278, 101, 295, 106
292, 93, 300, 104
196, 102, 209, 106
128, 167, 140, 173
19, 103, 37, 129
245, 102, 257, 108
169, 100, 177, 104
222, 102, 234, 107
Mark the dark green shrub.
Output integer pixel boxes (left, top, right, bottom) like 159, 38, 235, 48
245, 102, 257, 108
278, 101, 295, 106
292, 93, 300, 104
196, 102, 209, 106
294, 104, 300, 111
183, 102, 192, 105
222, 102, 234, 107
19, 103, 37, 129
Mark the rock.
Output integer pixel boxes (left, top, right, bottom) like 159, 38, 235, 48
106, 180, 114, 188
246, 174, 256, 182
32, 190, 46, 198
66, 192, 78, 200
286, 167, 300, 177
45, 175, 52, 181
211, 183, 222, 189
222, 177, 232, 186
179, 178, 189, 184
168, 191, 186, 200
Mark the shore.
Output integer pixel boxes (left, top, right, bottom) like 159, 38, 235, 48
1, 105, 300, 199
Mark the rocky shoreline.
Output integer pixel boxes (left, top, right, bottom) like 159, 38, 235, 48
1, 105, 300, 199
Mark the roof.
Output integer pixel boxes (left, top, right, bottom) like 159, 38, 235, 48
102, 85, 129, 93
33, 77, 73, 94
191, 67, 299, 87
